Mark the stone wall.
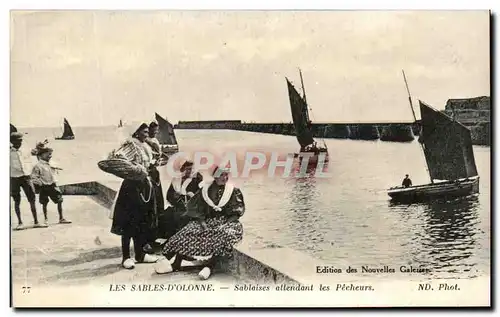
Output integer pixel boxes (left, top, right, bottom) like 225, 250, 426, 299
172, 96, 491, 146
442, 96, 491, 145
59, 181, 308, 285
445, 96, 490, 111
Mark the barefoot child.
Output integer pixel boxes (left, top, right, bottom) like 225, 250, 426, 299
31, 147, 71, 225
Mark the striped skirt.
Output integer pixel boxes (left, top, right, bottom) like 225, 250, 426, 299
163, 217, 243, 259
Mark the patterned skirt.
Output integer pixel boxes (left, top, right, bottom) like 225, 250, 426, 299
163, 217, 243, 258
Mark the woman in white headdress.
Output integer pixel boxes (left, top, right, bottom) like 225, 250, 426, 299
160, 160, 203, 240
155, 166, 245, 280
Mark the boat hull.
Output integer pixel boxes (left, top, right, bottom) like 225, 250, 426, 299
293, 147, 329, 167
161, 144, 179, 156
387, 177, 479, 203
55, 136, 75, 140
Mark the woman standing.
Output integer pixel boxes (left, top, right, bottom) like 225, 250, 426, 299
155, 167, 245, 280
110, 123, 159, 269
161, 160, 204, 240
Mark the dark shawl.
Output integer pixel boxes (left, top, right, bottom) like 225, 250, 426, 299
185, 181, 245, 223
166, 172, 204, 211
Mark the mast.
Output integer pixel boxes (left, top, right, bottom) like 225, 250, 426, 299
285, 78, 315, 148
298, 68, 327, 149
299, 68, 307, 105
298, 68, 310, 123
402, 69, 433, 184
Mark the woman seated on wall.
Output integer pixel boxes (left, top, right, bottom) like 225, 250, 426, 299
159, 160, 204, 241
154, 166, 245, 280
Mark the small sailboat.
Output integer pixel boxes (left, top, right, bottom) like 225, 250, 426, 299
387, 71, 479, 203
10, 124, 17, 133
155, 113, 179, 155
118, 119, 123, 128
285, 69, 328, 166
55, 118, 75, 140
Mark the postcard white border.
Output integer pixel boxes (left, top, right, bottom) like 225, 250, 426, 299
2, 0, 498, 315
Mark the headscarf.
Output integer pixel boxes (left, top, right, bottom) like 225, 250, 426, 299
212, 165, 231, 178
180, 160, 194, 172
148, 121, 159, 137
132, 123, 148, 139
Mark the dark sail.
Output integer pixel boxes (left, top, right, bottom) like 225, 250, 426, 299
419, 100, 478, 180
62, 118, 75, 138
286, 78, 315, 148
155, 113, 178, 145
10, 124, 17, 133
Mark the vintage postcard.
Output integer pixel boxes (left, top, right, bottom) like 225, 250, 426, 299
9, 10, 491, 307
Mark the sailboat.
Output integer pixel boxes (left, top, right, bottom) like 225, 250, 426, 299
387, 72, 479, 203
55, 118, 75, 140
285, 69, 328, 165
10, 124, 17, 133
155, 113, 179, 155
118, 119, 123, 128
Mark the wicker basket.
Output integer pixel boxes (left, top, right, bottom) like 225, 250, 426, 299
97, 159, 148, 181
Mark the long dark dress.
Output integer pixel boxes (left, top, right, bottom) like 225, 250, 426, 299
160, 172, 203, 239
145, 137, 165, 212
110, 139, 158, 238
110, 178, 157, 237
146, 165, 163, 242
162, 181, 245, 259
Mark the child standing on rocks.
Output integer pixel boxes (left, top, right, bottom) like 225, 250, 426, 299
31, 147, 72, 226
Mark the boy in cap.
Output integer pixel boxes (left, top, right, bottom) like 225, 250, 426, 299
31, 139, 49, 157
10, 132, 46, 230
31, 147, 71, 225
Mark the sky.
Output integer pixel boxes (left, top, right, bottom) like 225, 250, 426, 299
10, 10, 490, 128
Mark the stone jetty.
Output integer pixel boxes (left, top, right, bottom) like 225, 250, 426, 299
174, 96, 490, 145
175, 120, 418, 143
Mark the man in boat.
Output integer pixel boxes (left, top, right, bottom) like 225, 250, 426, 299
312, 141, 320, 154
402, 174, 412, 188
